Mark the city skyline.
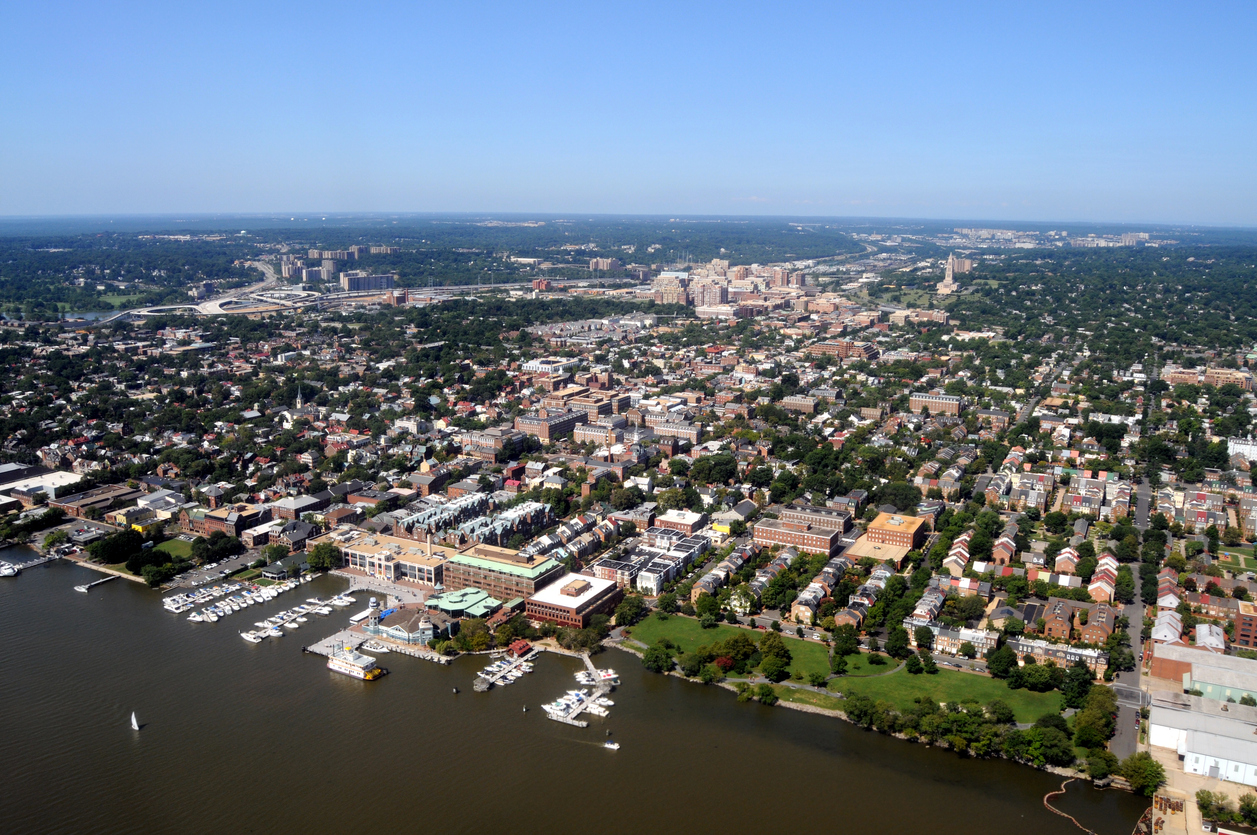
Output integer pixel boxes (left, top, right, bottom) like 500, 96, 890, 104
2, 1, 1255, 224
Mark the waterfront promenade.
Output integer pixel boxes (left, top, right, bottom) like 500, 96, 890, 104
331, 569, 430, 605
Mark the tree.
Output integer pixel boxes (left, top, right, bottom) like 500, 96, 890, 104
986, 699, 1016, 724
1120, 752, 1166, 797
614, 595, 646, 627
306, 542, 340, 571
914, 625, 935, 651
833, 624, 860, 657
1043, 511, 1069, 535
759, 653, 789, 682
657, 592, 678, 614
986, 644, 1018, 679
905, 654, 923, 674
958, 641, 977, 659
642, 643, 674, 673
885, 625, 911, 659
754, 683, 778, 705
831, 655, 848, 676
263, 543, 289, 564
43, 529, 69, 548
695, 593, 721, 618
920, 650, 938, 675
1087, 749, 1120, 780
1061, 660, 1094, 709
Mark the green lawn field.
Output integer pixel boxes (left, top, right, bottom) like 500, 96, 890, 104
154, 539, 193, 559
832, 651, 895, 678
627, 615, 831, 678
835, 666, 1061, 723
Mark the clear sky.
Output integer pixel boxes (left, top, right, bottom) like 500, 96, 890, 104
2, 1, 1254, 225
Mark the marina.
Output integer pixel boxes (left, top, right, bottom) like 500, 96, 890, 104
0, 559, 1145, 835
540, 659, 620, 728
472, 647, 540, 691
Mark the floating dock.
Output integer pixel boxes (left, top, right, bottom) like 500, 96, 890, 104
7, 553, 58, 571
473, 648, 541, 691
74, 576, 116, 593
379, 642, 451, 665
305, 629, 367, 658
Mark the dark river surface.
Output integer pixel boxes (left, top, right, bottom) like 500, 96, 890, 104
0, 553, 1147, 835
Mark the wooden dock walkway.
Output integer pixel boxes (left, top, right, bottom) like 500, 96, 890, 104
74, 576, 116, 593
382, 643, 451, 665
474, 648, 541, 689
305, 629, 365, 658
6, 552, 58, 570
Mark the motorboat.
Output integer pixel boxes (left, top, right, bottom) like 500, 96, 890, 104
240, 631, 263, 643
603, 741, 620, 751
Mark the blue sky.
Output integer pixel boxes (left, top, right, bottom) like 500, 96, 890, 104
2, 1, 1254, 224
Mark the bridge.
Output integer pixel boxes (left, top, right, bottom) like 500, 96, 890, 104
88, 264, 641, 326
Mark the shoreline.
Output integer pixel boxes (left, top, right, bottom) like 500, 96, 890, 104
606, 638, 1096, 783
60, 553, 148, 584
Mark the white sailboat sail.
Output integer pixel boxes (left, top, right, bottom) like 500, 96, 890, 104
131, 712, 139, 730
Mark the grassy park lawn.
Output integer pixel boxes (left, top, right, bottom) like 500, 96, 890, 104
828, 651, 893, 680
154, 539, 193, 559
837, 666, 1061, 723
772, 685, 845, 711
627, 615, 830, 679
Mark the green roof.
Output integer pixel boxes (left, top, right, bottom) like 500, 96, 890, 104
448, 553, 561, 579
427, 587, 503, 618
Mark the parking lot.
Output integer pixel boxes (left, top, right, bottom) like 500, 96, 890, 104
172, 551, 259, 588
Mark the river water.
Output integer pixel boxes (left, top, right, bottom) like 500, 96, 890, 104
0, 552, 1146, 835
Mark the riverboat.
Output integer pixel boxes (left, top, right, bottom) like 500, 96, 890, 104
327, 646, 386, 681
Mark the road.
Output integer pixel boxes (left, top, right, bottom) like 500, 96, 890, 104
1109, 477, 1156, 758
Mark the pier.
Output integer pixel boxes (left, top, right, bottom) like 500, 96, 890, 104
5, 552, 58, 571
474, 648, 540, 691
380, 642, 451, 665
74, 576, 116, 593
305, 629, 367, 658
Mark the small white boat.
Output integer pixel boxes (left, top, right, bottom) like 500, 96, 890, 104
603, 741, 619, 751
131, 712, 140, 731
187, 612, 204, 623
0, 562, 20, 577
240, 631, 263, 643
267, 627, 283, 637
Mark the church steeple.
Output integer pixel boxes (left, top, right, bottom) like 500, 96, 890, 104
296, 383, 304, 410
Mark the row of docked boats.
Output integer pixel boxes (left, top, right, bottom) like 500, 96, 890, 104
238, 596, 353, 643
182, 580, 292, 620
574, 668, 620, 687
541, 688, 614, 719
472, 656, 534, 691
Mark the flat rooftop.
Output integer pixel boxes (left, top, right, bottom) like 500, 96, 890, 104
529, 573, 617, 609
867, 512, 927, 535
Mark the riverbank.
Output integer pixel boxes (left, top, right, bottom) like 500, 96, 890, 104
60, 553, 147, 584
608, 636, 1101, 785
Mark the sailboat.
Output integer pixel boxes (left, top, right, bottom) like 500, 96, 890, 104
130, 712, 140, 731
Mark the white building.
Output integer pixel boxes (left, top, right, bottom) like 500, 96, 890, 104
1149, 691, 1257, 786
521, 357, 580, 374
